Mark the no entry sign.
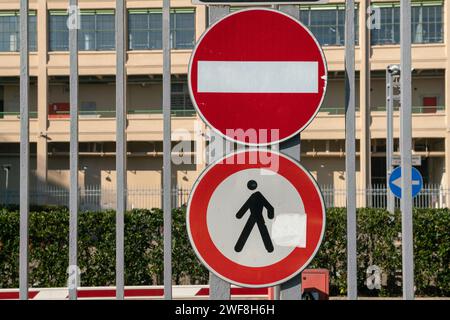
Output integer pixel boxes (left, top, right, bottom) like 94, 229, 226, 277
188, 8, 327, 146
187, 150, 326, 287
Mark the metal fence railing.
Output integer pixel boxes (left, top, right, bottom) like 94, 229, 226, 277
320, 184, 447, 209
0, 184, 447, 211
0, 186, 191, 211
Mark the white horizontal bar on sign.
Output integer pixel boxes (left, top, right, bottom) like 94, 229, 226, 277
197, 61, 318, 93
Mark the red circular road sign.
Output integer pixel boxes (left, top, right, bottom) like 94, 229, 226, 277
187, 150, 326, 288
188, 8, 327, 146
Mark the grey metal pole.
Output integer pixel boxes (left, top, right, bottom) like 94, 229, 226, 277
207, 5, 231, 301
115, 0, 127, 300
279, 136, 302, 300
207, 132, 231, 300
69, 0, 79, 300
400, 0, 414, 300
345, 0, 357, 300
386, 67, 395, 213
162, 0, 172, 300
19, 0, 29, 301
278, 4, 302, 301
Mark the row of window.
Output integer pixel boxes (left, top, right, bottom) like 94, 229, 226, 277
0, 3, 443, 52
300, 6, 359, 46
0, 9, 195, 52
51, 9, 196, 51
371, 3, 443, 45
300, 2, 443, 46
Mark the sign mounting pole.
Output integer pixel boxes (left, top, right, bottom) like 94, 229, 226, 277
115, 0, 127, 300
208, 4, 231, 300
386, 66, 395, 213
19, 0, 30, 301
69, 0, 79, 300
279, 4, 302, 301
345, 0, 357, 300
400, 0, 414, 300
163, 0, 173, 300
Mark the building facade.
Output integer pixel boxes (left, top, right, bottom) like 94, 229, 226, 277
0, 0, 448, 208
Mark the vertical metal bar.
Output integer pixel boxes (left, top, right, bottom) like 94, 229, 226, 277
386, 67, 395, 213
162, 0, 172, 300
400, 0, 414, 300
278, 4, 301, 301
345, 0, 357, 300
207, 5, 231, 300
19, 0, 29, 301
279, 135, 301, 300
115, 0, 127, 300
69, 0, 79, 300
207, 134, 231, 300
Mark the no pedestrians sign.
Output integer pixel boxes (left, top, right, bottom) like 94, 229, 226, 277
186, 150, 326, 287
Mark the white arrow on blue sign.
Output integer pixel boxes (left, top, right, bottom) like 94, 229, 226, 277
388, 166, 423, 199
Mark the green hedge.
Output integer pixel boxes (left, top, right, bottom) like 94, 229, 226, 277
0, 206, 449, 296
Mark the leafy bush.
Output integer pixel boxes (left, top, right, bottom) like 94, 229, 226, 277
0, 206, 449, 296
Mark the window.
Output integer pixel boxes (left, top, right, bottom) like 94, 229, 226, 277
371, 5, 401, 45
0, 11, 37, 52
49, 10, 115, 51
300, 5, 359, 46
92, 11, 115, 50
171, 82, 194, 116
371, 2, 443, 45
128, 8, 195, 50
170, 9, 195, 49
79, 12, 96, 51
128, 9, 162, 50
49, 12, 68, 51
412, 3, 443, 43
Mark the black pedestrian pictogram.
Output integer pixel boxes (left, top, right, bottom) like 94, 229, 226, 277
234, 180, 274, 253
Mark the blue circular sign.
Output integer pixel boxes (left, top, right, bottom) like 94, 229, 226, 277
388, 166, 423, 199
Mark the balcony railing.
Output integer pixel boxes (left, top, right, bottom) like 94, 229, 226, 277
319, 105, 445, 115
127, 109, 196, 117
0, 106, 445, 119
319, 107, 360, 115
0, 111, 38, 119
372, 105, 445, 113
0, 109, 196, 119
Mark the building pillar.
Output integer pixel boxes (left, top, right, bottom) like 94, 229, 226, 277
36, 0, 48, 190
359, 0, 371, 206
444, 0, 450, 190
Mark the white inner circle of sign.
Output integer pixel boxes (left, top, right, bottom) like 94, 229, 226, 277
207, 168, 306, 268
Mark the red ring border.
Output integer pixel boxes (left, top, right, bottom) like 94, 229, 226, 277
187, 150, 326, 287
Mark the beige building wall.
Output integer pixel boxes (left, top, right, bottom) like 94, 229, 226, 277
0, 0, 449, 206
3, 84, 38, 114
